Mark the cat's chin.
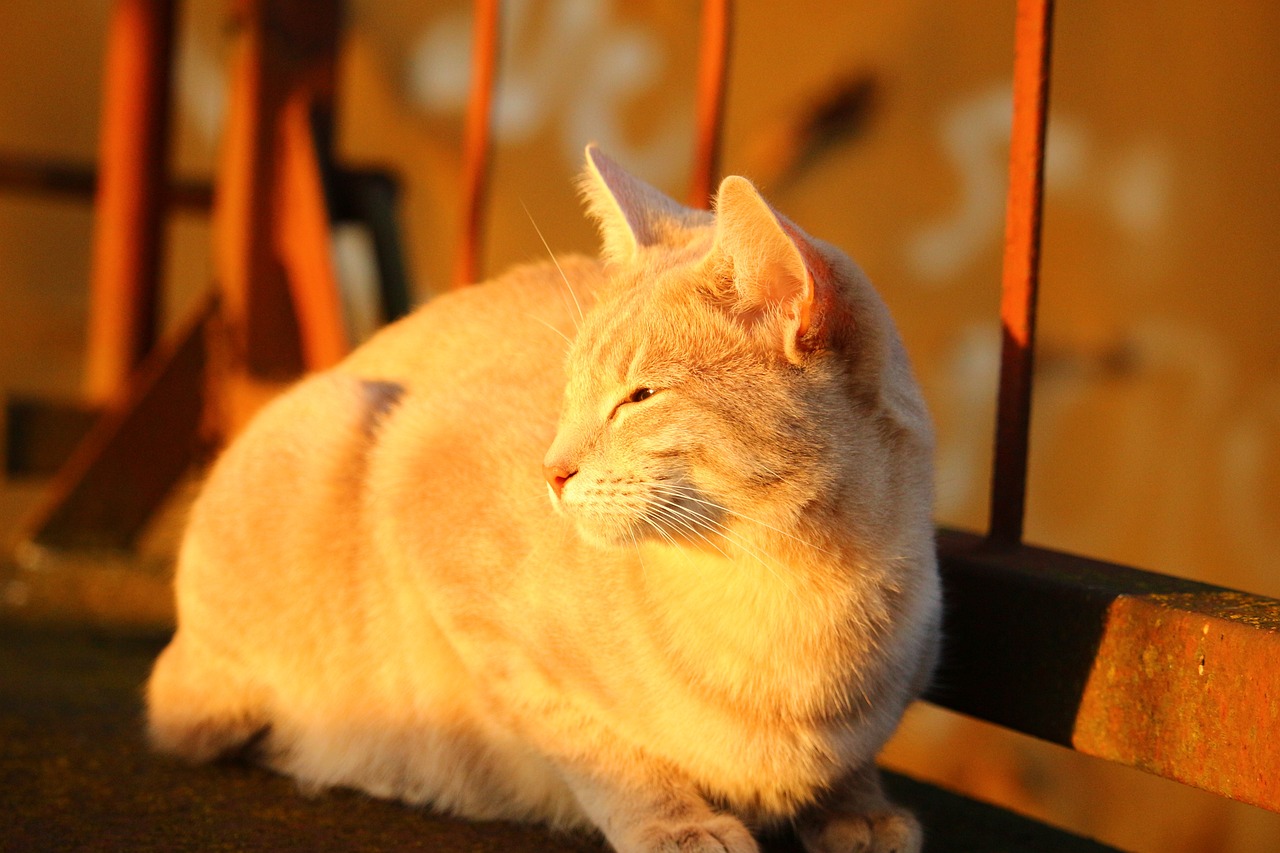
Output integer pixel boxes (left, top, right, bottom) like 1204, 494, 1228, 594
570, 517, 645, 551
572, 515, 720, 553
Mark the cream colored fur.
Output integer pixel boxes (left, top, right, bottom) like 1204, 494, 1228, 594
147, 146, 941, 853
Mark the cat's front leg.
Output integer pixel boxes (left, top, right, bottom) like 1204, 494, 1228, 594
562, 763, 759, 853
793, 764, 921, 853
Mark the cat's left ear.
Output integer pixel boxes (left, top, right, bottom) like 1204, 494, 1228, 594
713, 176, 831, 364
579, 145, 703, 264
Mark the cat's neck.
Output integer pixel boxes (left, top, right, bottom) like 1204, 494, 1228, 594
630, 518, 896, 719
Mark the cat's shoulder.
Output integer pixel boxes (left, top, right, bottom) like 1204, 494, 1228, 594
335, 253, 603, 386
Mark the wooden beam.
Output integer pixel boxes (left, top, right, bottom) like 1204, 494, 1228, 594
0, 156, 213, 211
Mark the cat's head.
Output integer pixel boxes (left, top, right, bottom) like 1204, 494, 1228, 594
544, 146, 931, 553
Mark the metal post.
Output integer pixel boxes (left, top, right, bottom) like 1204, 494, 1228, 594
988, 0, 1055, 547
688, 0, 732, 209
84, 0, 176, 404
453, 0, 500, 288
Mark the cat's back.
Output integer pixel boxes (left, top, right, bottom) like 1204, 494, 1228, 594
338, 254, 603, 393
174, 255, 604, 645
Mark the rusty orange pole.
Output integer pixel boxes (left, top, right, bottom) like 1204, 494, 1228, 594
84, 0, 177, 404
214, 0, 301, 385
214, 0, 346, 376
276, 89, 350, 370
688, 0, 732, 209
988, 0, 1055, 546
453, 0, 500, 288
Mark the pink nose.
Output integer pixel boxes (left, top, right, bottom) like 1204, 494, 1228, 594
543, 462, 577, 498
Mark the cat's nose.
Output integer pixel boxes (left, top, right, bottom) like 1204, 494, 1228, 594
543, 462, 577, 498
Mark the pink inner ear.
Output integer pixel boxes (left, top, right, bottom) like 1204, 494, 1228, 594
713, 175, 830, 353
795, 273, 814, 338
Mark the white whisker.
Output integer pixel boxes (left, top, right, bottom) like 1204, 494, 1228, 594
523, 312, 573, 351
649, 503, 733, 561
521, 200, 583, 328
644, 514, 705, 575
646, 499, 800, 601
627, 529, 650, 585
645, 483, 837, 558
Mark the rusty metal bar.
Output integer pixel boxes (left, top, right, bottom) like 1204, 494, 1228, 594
83, 0, 177, 405
276, 93, 350, 370
988, 0, 1054, 546
1072, 593, 1280, 810
688, 0, 732, 209
3, 397, 100, 478
12, 294, 218, 551
213, 0, 302, 380
929, 530, 1280, 813
453, 0, 500, 288
0, 156, 213, 209
0, 157, 99, 198
213, 0, 347, 384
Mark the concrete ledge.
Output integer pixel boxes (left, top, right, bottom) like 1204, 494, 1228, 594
0, 622, 1119, 852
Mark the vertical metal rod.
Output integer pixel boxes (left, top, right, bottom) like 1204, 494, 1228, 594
84, 0, 176, 404
213, 0, 344, 434
688, 0, 732, 209
214, 0, 303, 383
988, 0, 1054, 546
453, 0, 500, 288
277, 93, 350, 370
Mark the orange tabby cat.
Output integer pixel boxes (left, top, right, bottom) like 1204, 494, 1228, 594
147, 146, 941, 853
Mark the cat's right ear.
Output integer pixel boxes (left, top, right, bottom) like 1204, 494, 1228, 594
578, 145, 699, 264
712, 175, 824, 363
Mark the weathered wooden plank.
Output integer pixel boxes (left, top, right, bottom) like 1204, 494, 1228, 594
1073, 591, 1280, 810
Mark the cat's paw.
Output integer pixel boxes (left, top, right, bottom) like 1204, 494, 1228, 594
632, 813, 759, 853
797, 807, 922, 853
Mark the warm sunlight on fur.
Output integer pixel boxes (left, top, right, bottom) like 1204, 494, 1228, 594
146, 146, 941, 853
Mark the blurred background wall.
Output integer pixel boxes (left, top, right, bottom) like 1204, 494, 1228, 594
1, 1, 1277, 850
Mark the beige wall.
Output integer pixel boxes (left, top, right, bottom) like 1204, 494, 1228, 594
2, 1, 1277, 850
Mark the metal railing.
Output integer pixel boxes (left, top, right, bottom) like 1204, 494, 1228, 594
446, 0, 1280, 813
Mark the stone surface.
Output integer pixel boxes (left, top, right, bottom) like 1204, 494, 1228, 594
0, 621, 1120, 852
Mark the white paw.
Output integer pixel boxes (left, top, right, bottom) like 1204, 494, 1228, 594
799, 808, 922, 853
634, 814, 759, 853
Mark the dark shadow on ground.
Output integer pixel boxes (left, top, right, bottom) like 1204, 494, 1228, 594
0, 621, 1117, 852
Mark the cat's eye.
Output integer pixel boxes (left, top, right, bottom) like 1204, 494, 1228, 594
610, 387, 659, 420
626, 387, 657, 404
